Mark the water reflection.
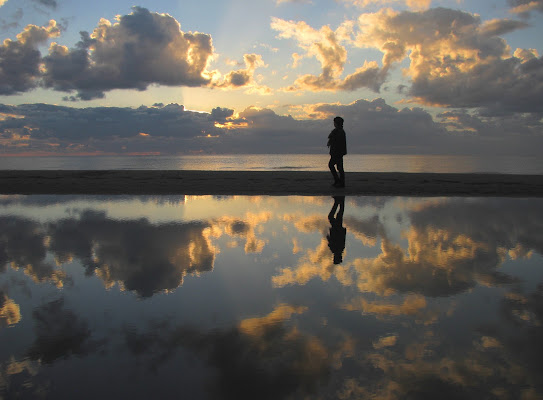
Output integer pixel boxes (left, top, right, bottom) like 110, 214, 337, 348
327, 196, 346, 265
0, 195, 542, 399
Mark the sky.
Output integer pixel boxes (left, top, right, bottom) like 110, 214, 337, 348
0, 0, 542, 156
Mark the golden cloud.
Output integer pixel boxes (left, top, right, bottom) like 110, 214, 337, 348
0, 294, 21, 327
212, 211, 271, 254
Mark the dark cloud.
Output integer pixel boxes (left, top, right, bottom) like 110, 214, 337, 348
0, 102, 225, 154
31, 0, 57, 9
496, 284, 543, 381
409, 51, 543, 113
41, 7, 215, 100
122, 307, 330, 399
0, 8, 23, 31
1, 97, 542, 156
46, 210, 216, 297
0, 216, 67, 286
27, 298, 103, 364
0, 209, 215, 297
210, 106, 234, 122
0, 20, 59, 95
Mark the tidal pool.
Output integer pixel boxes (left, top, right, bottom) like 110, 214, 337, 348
1, 195, 542, 399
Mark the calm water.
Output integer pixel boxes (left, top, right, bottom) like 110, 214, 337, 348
1, 154, 543, 174
1, 194, 542, 399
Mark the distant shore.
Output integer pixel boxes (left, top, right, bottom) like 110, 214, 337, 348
1, 170, 543, 196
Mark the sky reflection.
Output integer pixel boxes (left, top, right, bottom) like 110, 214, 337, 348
0, 195, 542, 399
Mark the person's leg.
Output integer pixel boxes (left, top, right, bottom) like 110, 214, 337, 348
328, 196, 340, 222
329, 157, 339, 183
336, 157, 345, 186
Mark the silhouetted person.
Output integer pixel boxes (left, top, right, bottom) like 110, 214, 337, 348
327, 116, 347, 188
327, 196, 346, 264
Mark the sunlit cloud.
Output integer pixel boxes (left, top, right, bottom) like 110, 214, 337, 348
0, 20, 60, 95
272, 238, 353, 287
120, 302, 331, 398
212, 53, 272, 95
373, 334, 398, 349
0, 293, 21, 327
508, 0, 543, 15
43, 7, 216, 101
212, 211, 271, 254
353, 8, 542, 113
273, 197, 543, 300
343, 294, 441, 325
340, 0, 433, 11
239, 303, 308, 336
271, 17, 387, 92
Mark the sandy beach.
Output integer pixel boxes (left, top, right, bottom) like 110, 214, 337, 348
1, 170, 542, 196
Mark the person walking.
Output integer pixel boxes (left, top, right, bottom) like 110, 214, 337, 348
327, 116, 347, 187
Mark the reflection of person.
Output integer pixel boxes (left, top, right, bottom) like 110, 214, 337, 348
327, 116, 347, 188
327, 196, 346, 264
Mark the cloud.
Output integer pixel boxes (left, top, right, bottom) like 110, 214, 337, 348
209, 106, 234, 122
273, 197, 543, 299
271, 17, 387, 92
212, 53, 271, 94
31, 0, 57, 9
508, 0, 543, 16
0, 209, 217, 297
2, 95, 542, 156
0, 292, 21, 328
42, 7, 216, 100
122, 304, 331, 399
46, 210, 216, 297
0, 215, 68, 287
353, 8, 543, 113
0, 7, 23, 31
0, 8, 269, 100
0, 102, 227, 154
212, 212, 271, 254
27, 298, 104, 364
0, 20, 60, 95
340, 0, 432, 11
276, 0, 312, 4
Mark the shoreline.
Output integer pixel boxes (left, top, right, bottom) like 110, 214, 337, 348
1, 170, 543, 196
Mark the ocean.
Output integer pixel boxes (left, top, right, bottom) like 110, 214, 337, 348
0, 154, 542, 174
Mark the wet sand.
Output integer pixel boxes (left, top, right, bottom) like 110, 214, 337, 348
0, 170, 542, 196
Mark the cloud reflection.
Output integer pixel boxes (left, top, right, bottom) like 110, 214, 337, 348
0, 195, 542, 398
27, 298, 104, 364
122, 303, 331, 400
273, 197, 543, 301
0, 292, 21, 328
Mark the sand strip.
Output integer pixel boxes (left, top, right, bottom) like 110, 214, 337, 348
1, 170, 542, 196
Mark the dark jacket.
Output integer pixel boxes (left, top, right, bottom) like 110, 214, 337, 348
327, 128, 347, 157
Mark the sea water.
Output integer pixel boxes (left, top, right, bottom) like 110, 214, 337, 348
0, 153, 542, 174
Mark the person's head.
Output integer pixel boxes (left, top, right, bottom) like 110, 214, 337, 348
333, 116, 344, 128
